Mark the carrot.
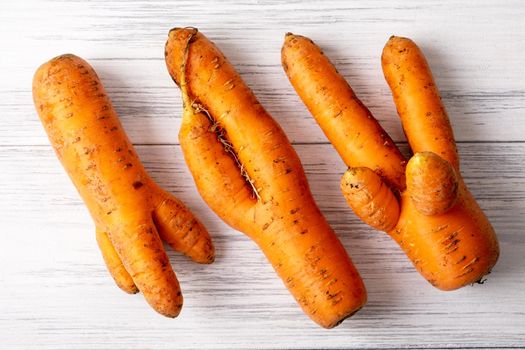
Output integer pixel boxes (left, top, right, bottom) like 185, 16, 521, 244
406, 151, 458, 215
96, 228, 138, 294
33, 54, 214, 317
165, 28, 366, 328
382, 36, 459, 170
281, 33, 406, 190
341, 167, 400, 232
282, 34, 499, 291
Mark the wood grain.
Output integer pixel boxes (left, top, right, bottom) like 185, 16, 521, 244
1, 0, 524, 348
1, 0, 524, 146
1, 144, 524, 349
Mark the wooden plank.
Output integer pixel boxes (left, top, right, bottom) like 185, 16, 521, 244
1, 143, 523, 349
1, 0, 524, 145
1, 0, 524, 348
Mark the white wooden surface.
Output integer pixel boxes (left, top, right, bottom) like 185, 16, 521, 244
1, 0, 524, 349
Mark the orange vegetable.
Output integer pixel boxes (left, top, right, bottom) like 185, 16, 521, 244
382, 37, 459, 170
282, 34, 499, 291
33, 54, 214, 317
281, 33, 406, 191
165, 28, 366, 328
341, 167, 400, 232
406, 151, 458, 216
96, 228, 137, 294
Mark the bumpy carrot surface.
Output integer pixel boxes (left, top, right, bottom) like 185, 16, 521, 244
382, 37, 459, 170
341, 167, 400, 232
96, 228, 138, 294
406, 151, 459, 216
165, 28, 366, 328
282, 34, 499, 291
281, 33, 406, 190
33, 54, 214, 317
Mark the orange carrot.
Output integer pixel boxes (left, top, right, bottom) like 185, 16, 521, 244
33, 54, 214, 317
281, 33, 406, 190
282, 34, 499, 291
165, 28, 366, 328
406, 151, 458, 216
96, 228, 138, 294
341, 167, 400, 232
382, 37, 459, 170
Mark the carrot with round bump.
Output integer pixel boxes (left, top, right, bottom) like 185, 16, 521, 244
165, 28, 366, 328
33, 54, 214, 316
406, 151, 458, 216
282, 33, 499, 291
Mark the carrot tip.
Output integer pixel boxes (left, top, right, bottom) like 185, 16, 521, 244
168, 27, 198, 35
44, 54, 80, 67
386, 35, 412, 45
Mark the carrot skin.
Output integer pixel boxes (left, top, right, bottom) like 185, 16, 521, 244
179, 108, 257, 233
282, 34, 499, 291
406, 151, 458, 216
152, 187, 215, 264
380, 37, 498, 289
33, 54, 214, 316
394, 181, 499, 290
282, 33, 407, 190
382, 36, 459, 170
167, 29, 307, 204
167, 28, 366, 328
341, 167, 400, 231
96, 228, 138, 294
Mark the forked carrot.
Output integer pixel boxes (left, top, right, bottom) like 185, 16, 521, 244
282, 34, 499, 290
165, 28, 366, 328
33, 54, 214, 316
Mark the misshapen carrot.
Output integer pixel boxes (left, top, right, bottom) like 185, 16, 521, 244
341, 167, 400, 232
382, 37, 459, 170
282, 34, 499, 291
281, 33, 406, 190
406, 151, 458, 215
96, 228, 138, 294
33, 54, 214, 316
165, 28, 366, 328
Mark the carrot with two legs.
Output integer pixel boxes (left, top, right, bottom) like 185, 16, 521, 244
165, 28, 366, 328
282, 34, 499, 290
33, 54, 214, 317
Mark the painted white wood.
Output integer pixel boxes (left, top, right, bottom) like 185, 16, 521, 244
0, 0, 524, 349
1, 144, 524, 349
1, 0, 524, 146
